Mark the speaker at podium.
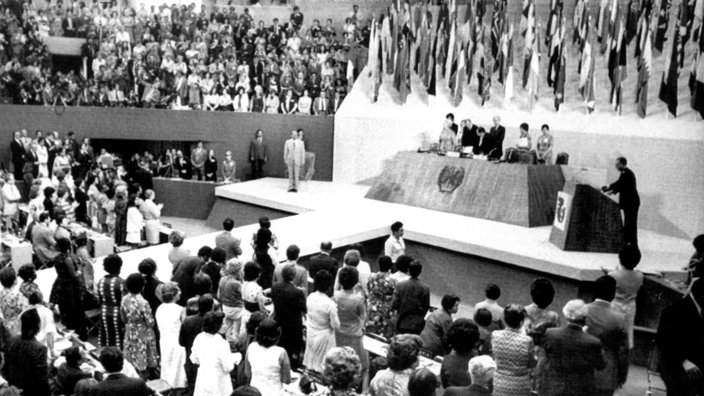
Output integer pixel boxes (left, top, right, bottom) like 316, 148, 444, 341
549, 182, 624, 253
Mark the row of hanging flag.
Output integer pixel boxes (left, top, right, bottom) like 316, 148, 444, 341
365, 0, 704, 118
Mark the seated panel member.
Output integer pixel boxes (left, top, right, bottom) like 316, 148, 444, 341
472, 128, 499, 159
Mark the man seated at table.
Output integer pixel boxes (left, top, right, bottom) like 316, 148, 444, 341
472, 128, 499, 160
459, 119, 478, 149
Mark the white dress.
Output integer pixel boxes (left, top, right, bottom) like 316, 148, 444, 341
304, 291, 340, 372
190, 332, 238, 396
37, 145, 49, 178
155, 302, 187, 389
125, 206, 143, 244
247, 342, 289, 396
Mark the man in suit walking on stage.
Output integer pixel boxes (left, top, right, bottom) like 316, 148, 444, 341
190, 141, 207, 181
489, 116, 506, 159
10, 130, 25, 180
602, 157, 640, 246
249, 129, 268, 180
284, 130, 305, 192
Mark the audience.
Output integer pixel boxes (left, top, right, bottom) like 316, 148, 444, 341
271, 263, 307, 369
473, 308, 498, 356
154, 282, 187, 390
321, 346, 363, 396
366, 255, 396, 339
408, 368, 438, 396
392, 260, 429, 335
491, 304, 535, 396
474, 283, 503, 326
440, 318, 480, 388
179, 294, 215, 391
608, 244, 644, 349
384, 221, 405, 263
89, 347, 154, 395
219, 257, 245, 342
0, 267, 29, 337
6, 309, 50, 395
97, 253, 125, 348
121, 272, 159, 379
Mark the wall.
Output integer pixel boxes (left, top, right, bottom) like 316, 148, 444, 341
0, 105, 335, 182
153, 177, 216, 219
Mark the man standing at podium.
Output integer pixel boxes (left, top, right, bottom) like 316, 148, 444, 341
602, 157, 640, 246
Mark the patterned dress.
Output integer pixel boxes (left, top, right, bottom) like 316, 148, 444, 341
492, 328, 535, 396
366, 272, 396, 340
97, 275, 124, 349
121, 293, 159, 372
0, 288, 28, 336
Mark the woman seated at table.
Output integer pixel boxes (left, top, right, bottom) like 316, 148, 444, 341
516, 123, 533, 151
536, 124, 554, 165
438, 119, 457, 153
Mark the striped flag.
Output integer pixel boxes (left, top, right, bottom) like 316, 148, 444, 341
445, 13, 457, 83
603, 0, 620, 54
554, 21, 567, 111
579, 17, 597, 113
597, 0, 610, 52
658, 13, 681, 116
522, 0, 536, 88
505, 25, 516, 100
477, 28, 490, 105
636, 21, 653, 118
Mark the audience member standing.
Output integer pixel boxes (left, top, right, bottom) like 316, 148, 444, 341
601, 157, 640, 246
179, 295, 215, 393
523, 278, 560, 391
585, 276, 629, 396
97, 255, 125, 349
304, 270, 340, 373
334, 267, 369, 390
171, 247, 210, 305
219, 258, 245, 342
384, 221, 406, 263
126, 194, 144, 246
114, 188, 128, 246
49, 238, 87, 340
190, 311, 238, 396
190, 141, 207, 181
0, 267, 29, 337
475, 283, 504, 326
284, 130, 305, 192
204, 150, 217, 182
254, 228, 276, 291
6, 309, 50, 396
440, 319, 481, 388
608, 245, 644, 349
222, 151, 237, 183
309, 241, 339, 282
656, 278, 704, 396
366, 256, 396, 340
215, 217, 243, 261
10, 130, 25, 180
421, 294, 460, 357
273, 245, 309, 294
138, 259, 162, 318
244, 318, 292, 395
167, 231, 190, 269
155, 282, 187, 390
121, 273, 159, 379
319, 347, 363, 396
31, 211, 59, 266
271, 264, 307, 369
542, 300, 606, 396
390, 255, 412, 284
408, 368, 439, 396
392, 261, 430, 335
491, 304, 535, 396
139, 190, 163, 246
443, 355, 496, 396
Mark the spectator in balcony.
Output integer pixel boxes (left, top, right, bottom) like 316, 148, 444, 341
190, 142, 207, 181
204, 150, 218, 182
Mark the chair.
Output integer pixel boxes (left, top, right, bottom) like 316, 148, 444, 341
555, 152, 569, 165
646, 340, 667, 396
85, 308, 101, 336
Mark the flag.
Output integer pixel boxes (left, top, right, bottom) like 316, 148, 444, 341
466, 21, 478, 87
634, 0, 653, 58
602, 0, 620, 54
573, 0, 588, 45
547, 3, 564, 87
527, 29, 540, 111
492, 0, 506, 71
636, 23, 653, 118
625, 0, 640, 45
522, 0, 536, 88
498, 21, 510, 85
545, 0, 562, 47
505, 24, 515, 100
597, 0, 610, 51
477, 28, 490, 104
610, 18, 628, 114
654, 0, 671, 52
554, 23, 567, 111
659, 15, 680, 116
579, 17, 596, 113
690, 0, 704, 117
445, 16, 457, 83
453, 47, 467, 107
428, 22, 439, 96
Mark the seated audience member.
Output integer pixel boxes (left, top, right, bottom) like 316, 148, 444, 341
609, 244, 644, 349
216, 218, 243, 261
390, 254, 412, 284
309, 241, 339, 282
585, 275, 629, 395
492, 304, 535, 396
384, 221, 406, 263
0, 267, 29, 336
516, 123, 533, 150
369, 334, 423, 396
657, 277, 704, 396
420, 294, 460, 357
392, 261, 430, 335
536, 124, 554, 164
55, 346, 92, 396
244, 318, 292, 395
271, 264, 307, 369
542, 299, 606, 396
6, 309, 50, 395
90, 347, 154, 396
321, 347, 363, 395
179, 295, 215, 391
473, 308, 498, 356
440, 318, 480, 388
191, 311, 238, 396
366, 255, 396, 340
443, 355, 497, 396
524, 278, 560, 391
408, 368, 438, 396
474, 283, 503, 325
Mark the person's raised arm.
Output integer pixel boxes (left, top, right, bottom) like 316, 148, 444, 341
279, 349, 292, 385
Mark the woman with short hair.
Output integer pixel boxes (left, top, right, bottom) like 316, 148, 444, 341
0, 267, 29, 337
155, 282, 187, 389
120, 273, 159, 378
491, 304, 535, 396
6, 309, 50, 395
49, 238, 86, 340
334, 266, 369, 390
97, 254, 125, 348
304, 270, 340, 373
369, 334, 423, 396
191, 311, 238, 396
440, 318, 480, 388
319, 347, 362, 396
244, 318, 292, 395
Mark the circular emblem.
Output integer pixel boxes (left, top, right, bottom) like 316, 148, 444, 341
437, 166, 465, 193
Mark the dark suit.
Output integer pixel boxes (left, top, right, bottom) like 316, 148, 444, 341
585, 300, 629, 394
215, 231, 242, 261
179, 314, 205, 389
657, 295, 704, 396
460, 125, 478, 148
10, 138, 25, 179
606, 167, 640, 245
308, 252, 338, 280
271, 281, 307, 368
473, 133, 498, 159
133, 168, 154, 191
174, 157, 191, 180
172, 256, 205, 305
443, 384, 491, 396
249, 139, 268, 179
490, 125, 506, 158
6, 337, 50, 396
542, 323, 607, 396
391, 278, 430, 334
89, 373, 153, 396
56, 363, 91, 396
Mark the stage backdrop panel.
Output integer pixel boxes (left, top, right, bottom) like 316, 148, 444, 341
0, 105, 334, 182
153, 178, 216, 219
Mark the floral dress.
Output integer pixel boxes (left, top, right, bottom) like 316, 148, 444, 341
365, 272, 396, 340
0, 288, 29, 336
121, 293, 159, 372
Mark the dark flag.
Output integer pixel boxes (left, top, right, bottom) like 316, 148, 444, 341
636, 22, 653, 118
554, 22, 567, 111
497, 21, 510, 85
654, 0, 671, 52
634, 0, 653, 58
477, 28, 489, 104
547, 4, 564, 87
597, 0, 610, 52
625, 0, 640, 45
659, 15, 680, 116
393, 33, 411, 104
610, 18, 628, 114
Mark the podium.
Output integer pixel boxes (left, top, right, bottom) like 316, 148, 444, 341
549, 183, 623, 253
